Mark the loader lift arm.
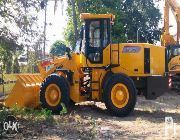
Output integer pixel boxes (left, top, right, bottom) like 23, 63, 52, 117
161, 0, 180, 46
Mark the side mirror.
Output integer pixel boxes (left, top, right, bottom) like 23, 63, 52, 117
65, 47, 71, 59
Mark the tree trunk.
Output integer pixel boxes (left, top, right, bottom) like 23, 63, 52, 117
71, 0, 78, 42
77, 0, 82, 14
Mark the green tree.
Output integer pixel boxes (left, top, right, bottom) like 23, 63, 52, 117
50, 40, 67, 56
0, 0, 41, 49
13, 57, 20, 73
0, 47, 13, 73
121, 0, 161, 43
64, 0, 161, 49
27, 51, 39, 73
0, 0, 42, 73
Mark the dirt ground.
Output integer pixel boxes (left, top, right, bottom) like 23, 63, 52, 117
1, 91, 180, 140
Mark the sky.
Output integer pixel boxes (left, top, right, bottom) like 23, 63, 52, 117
41, 0, 179, 52
38, 0, 68, 52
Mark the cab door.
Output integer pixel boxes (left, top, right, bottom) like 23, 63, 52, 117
85, 19, 110, 65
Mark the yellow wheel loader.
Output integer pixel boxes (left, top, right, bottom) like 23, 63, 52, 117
2, 13, 169, 117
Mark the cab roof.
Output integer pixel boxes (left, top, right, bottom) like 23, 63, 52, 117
80, 13, 115, 21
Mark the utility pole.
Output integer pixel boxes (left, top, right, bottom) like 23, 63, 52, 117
137, 28, 140, 43
43, 0, 47, 59
25, 0, 29, 63
71, 0, 78, 43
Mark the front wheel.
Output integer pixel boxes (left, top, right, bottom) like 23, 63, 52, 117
104, 74, 137, 117
40, 74, 70, 113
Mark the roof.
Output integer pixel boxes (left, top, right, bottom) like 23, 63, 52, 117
80, 13, 115, 21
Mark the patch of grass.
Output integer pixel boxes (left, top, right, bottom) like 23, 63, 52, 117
0, 102, 68, 123
89, 118, 97, 138
0, 107, 12, 122
59, 103, 67, 115
0, 106, 53, 122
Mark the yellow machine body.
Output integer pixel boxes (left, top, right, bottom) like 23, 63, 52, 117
80, 43, 166, 76
2, 13, 168, 112
169, 55, 180, 71
80, 43, 166, 101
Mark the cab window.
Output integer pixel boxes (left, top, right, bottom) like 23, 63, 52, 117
89, 21, 100, 48
85, 19, 110, 64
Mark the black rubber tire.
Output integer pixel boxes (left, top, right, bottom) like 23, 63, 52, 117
104, 74, 137, 117
40, 74, 70, 113
102, 71, 113, 102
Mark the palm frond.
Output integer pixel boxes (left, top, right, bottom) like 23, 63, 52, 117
60, 0, 64, 15
54, 0, 58, 14
54, 0, 64, 15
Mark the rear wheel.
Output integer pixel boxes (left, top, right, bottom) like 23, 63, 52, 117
40, 74, 70, 113
104, 74, 137, 117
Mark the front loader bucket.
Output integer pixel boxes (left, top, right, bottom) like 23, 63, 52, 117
4, 74, 43, 108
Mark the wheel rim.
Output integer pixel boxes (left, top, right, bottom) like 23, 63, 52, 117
111, 83, 129, 108
45, 84, 61, 107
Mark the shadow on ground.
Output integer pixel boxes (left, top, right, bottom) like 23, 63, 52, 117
70, 102, 180, 124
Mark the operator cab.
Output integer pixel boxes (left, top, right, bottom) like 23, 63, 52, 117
78, 13, 115, 65
167, 45, 180, 61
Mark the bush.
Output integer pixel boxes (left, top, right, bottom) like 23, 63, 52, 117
50, 40, 67, 57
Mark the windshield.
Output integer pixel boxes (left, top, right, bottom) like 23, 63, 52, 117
168, 45, 180, 61
172, 48, 180, 56
89, 21, 101, 48
170, 48, 180, 58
